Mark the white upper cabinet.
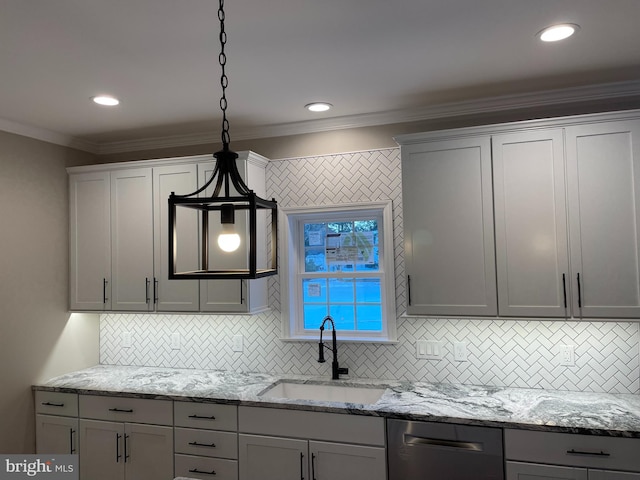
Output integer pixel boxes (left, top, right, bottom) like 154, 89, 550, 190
566, 120, 640, 318
68, 152, 270, 314
401, 136, 497, 316
198, 153, 269, 314
70, 172, 111, 310
492, 129, 570, 317
110, 168, 154, 311
153, 164, 199, 312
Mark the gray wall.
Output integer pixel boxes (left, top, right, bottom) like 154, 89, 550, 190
0, 131, 100, 453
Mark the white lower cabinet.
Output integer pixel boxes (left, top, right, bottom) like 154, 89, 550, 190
238, 435, 385, 480
78, 395, 174, 480
173, 401, 239, 480
505, 429, 640, 480
35, 391, 79, 454
238, 406, 386, 480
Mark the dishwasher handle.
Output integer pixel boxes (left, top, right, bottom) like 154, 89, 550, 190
404, 434, 484, 452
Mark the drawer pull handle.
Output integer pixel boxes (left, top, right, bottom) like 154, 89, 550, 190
42, 402, 65, 407
404, 434, 484, 452
188, 414, 216, 420
189, 468, 216, 475
109, 408, 134, 413
566, 449, 610, 457
189, 441, 217, 448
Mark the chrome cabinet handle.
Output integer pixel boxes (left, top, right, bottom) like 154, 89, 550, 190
403, 434, 484, 452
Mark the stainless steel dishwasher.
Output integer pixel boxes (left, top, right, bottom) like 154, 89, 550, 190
387, 419, 504, 480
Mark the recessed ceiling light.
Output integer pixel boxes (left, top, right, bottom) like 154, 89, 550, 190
537, 23, 580, 42
305, 102, 332, 112
92, 95, 120, 106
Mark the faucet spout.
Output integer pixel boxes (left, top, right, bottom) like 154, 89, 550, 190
318, 316, 348, 380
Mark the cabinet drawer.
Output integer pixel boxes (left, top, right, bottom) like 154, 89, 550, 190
79, 395, 172, 425
505, 429, 640, 472
174, 454, 238, 480
239, 406, 385, 446
35, 391, 78, 417
174, 401, 237, 431
175, 427, 238, 459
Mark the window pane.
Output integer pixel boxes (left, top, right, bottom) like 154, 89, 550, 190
304, 247, 326, 272
329, 278, 354, 303
304, 223, 326, 247
356, 305, 383, 331
303, 304, 328, 330
330, 305, 355, 330
303, 278, 327, 302
356, 278, 381, 303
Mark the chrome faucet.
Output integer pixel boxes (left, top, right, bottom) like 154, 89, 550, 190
318, 316, 349, 380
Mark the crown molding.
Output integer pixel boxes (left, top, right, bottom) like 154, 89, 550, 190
95, 79, 640, 155
0, 117, 98, 153
3, 80, 640, 156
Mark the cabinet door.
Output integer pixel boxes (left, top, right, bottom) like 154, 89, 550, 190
124, 423, 174, 480
566, 120, 640, 317
110, 168, 154, 311
507, 461, 587, 480
492, 129, 570, 317
402, 137, 497, 316
69, 172, 111, 310
198, 161, 251, 313
35, 414, 78, 454
153, 164, 199, 312
238, 434, 307, 480
79, 419, 125, 480
309, 441, 385, 480
590, 470, 640, 480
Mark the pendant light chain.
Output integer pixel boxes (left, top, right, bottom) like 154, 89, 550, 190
218, 0, 230, 150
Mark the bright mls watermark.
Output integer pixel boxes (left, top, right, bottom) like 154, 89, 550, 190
0, 455, 77, 479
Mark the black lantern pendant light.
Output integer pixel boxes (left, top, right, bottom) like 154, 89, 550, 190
168, 0, 278, 280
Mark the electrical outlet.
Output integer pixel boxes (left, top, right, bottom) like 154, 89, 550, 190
453, 341, 468, 362
170, 332, 181, 350
122, 332, 132, 348
559, 345, 575, 366
416, 340, 443, 360
232, 335, 244, 352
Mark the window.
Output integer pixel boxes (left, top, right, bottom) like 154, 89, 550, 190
280, 201, 396, 342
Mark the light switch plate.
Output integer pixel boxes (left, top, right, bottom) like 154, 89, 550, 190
122, 332, 132, 349
416, 339, 443, 360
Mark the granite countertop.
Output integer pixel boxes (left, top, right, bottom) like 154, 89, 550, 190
34, 364, 640, 438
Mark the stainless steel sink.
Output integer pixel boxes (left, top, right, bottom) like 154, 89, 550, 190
259, 381, 386, 405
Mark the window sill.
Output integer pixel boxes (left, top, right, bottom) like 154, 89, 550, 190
280, 336, 398, 345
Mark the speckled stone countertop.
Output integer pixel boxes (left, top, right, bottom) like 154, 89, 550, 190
33, 364, 640, 438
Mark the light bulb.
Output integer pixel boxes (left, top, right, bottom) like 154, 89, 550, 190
218, 233, 241, 252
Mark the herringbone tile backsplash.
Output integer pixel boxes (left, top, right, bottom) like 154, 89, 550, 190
100, 148, 640, 394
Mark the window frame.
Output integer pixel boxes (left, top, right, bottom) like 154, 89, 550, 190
280, 200, 397, 342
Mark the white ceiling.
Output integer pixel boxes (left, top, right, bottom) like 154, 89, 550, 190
2, 0, 640, 153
